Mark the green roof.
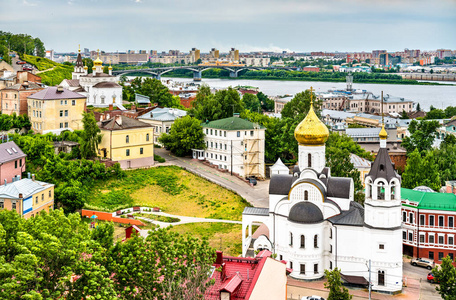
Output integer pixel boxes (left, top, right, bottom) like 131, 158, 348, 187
202, 117, 264, 131
401, 188, 456, 211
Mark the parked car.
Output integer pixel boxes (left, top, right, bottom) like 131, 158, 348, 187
427, 272, 438, 283
247, 177, 257, 186
22, 66, 32, 71
16, 61, 26, 65
301, 296, 325, 300
411, 258, 435, 270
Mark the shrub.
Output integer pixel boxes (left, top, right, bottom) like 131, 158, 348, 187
154, 154, 166, 163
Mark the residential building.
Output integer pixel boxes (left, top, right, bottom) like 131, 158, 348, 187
242, 56, 270, 67
188, 48, 200, 63
98, 115, 154, 169
0, 177, 54, 219
205, 250, 287, 300
15, 71, 41, 85
137, 107, 187, 144
196, 116, 266, 179
302, 66, 320, 72
27, 86, 86, 134
228, 48, 240, 62
242, 100, 403, 293
1, 82, 43, 115
350, 153, 371, 187
0, 141, 26, 185
401, 187, 456, 265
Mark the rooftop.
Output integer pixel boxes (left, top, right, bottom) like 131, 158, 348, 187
202, 117, 264, 131
28, 86, 86, 100
99, 115, 152, 131
0, 141, 26, 164
402, 188, 456, 211
0, 178, 53, 199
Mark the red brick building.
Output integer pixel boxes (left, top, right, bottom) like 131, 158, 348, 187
0, 82, 43, 115
402, 187, 456, 265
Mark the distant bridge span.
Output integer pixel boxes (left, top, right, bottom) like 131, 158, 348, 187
113, 66, 299, 81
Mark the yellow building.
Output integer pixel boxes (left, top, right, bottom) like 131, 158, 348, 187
98, 115, 154, 169
27, 86, 86, 134
0, 177, 54, 219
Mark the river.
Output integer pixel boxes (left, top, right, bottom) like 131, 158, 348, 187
161, 77, 456, 111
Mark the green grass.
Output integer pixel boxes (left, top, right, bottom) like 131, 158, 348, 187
133, 213, 180, 223
39, 65, 73, 86
85, 166, 250, 220
22, 54, 59, 71
169, 223, 243, 256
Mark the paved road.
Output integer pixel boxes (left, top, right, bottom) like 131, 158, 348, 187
403, 261, 440, 299
155, 148, 269, 208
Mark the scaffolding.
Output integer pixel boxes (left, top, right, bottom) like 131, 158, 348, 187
243, 124, 264, 179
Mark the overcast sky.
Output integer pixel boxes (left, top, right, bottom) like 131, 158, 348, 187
1, 0, 455, 53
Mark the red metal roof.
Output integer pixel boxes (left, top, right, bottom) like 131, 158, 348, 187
205, 252, 270, 300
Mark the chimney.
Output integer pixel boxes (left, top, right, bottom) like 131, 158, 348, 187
18, 193, 23, 199
56, 86, 64, 93
154, 103, 158, 107
32, 174, 35, 181
115, 115, 122, 126
221, 263, 226, 281
109, 104, 113, 111
216, 251, 223, 265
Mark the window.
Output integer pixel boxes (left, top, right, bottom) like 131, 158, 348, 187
211, 142, 213, 148
429, 251, 434, 260
330, 244, 333, 253
224, 131, 226, 137
314, 235, 318, 248
420, 235, 425, 243
72, 100, 75, 106
439, 216, 444, 227
0, 200, 3, 209
430, 215, 435, 226
300, 264, 305, 274
60, 100, 63, 105
60, 110, 63, 117
64, 100, 67, 105
35, 196, 38, 204
65, 122, 68, 128
64, 110, 68, 117
379, 244, 385, 250
237, 131, 240, 137
314, 264, 318, 274
49, 190, 52, 198
378, 271, 385, 286
403, 212, 406, 222
300, 235, 305, 248
41, 194, 44, 202
224, 144, 227, 150
215, 154, 218, 160
215, 143, 218, 149
14, 160, 17, 169
439, 252, 444, 261
19, 159, 22, 167
304, 190, 309, 200
290, 261, 293, 270
210, 129, 213, 135
308, 153, 312, 168
289, 232, 293, 246
12, 201, 16, 209
126, 149, 130, 156
408, 232, 413, 241
146, 133, 149, 142
439, 236, 444, 244
330, 229, 333, 239
140, 148, 143, 155
215, 130, 217, 136
250, 131, 254, 136
279, 255, 283, 261
450, 217, 454, 228
429, 235, 435, 244
449, 236, 454, 245
420, 215, 425, 226
224, 156, 227, 161
409, 213, 414, 224
126, 135, 129, 143
450, 253, 454, 261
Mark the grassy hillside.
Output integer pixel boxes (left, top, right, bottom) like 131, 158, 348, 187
22, 54, 73, 86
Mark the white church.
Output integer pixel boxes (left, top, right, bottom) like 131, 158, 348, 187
242, 92, 403, 293
60, 48, 123, 108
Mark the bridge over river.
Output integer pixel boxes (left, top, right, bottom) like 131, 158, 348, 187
113, 65, 299, 81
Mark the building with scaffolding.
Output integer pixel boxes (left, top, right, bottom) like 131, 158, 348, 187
194, 115, 265, 179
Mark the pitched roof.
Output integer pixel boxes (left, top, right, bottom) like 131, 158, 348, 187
0, 178, 54, 199
0, 141, 26, 164
99, 115, 152, 131
350, 153, 371, 168
62, 79, 81, 87
329, 201, 365, 226
75, 52, 83, 67
93, 81, 121, 88
367, 147, 400, 182
28, 86, 86, 100
243, 207, 269, 216
401, 188, 456, 211
3, 82, 42, 91
202, 117, 264, 131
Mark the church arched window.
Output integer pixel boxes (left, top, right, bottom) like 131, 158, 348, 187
304, 190, 309, 200
308, 153, 312, 168
314, 235, 318, 248
300, 235, 305, 248
289, 232, 293, 247
330, 229, 333, 239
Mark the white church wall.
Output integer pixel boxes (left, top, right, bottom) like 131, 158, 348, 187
289, 181, 325, 211
298, 145, 326, 173
269, 194, 287, 213
327, 196, 350, 211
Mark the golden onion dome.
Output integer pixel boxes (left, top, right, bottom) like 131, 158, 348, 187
84, 65, 88, 70
92, 66, 96, 70
108, 65, 112, 70
294, 88, 329, 145
93, 49, 103, 66
379, 124, 388, 139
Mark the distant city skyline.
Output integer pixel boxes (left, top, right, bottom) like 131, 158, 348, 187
1, 0, 455, 53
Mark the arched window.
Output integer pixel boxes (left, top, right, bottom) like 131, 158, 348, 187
314, 235, 318, 248
378, 271, 385, 286
304, 190, 309, 200
308, 153, 312, 168
330, 229, 333, 239
300, 235, 305, 248
126, 135, 129, 143
146, 133, 150, 142
378, 183, 385, 200
402, 212, 406, 222
290, 232, 293, 247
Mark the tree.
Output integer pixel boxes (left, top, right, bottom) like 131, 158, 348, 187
190, 87, 243, 121
128, 77, 183, 108
324, 268, 352, 300
402, 149, 441, 191
401, 120, 440, 154
416, 103, 421, 112
242, 93, 261, 112
159, 116, 205, 156
433, 256, 456, 299
91, 222, 114, 249
106, 228, 215, 300
82, 58, 93, 73
257, 91, 274, 111
281, 89, 322, 121
400, 110, 409, 119
326, 147, 363, 192
80, 112, 102, 159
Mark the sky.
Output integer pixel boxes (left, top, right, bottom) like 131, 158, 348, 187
1, 0, 455, 53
